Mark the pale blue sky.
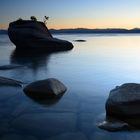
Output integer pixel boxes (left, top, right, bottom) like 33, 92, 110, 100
1, 0, 140, 29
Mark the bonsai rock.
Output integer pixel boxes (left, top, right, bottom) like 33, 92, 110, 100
8, 19, 73, 51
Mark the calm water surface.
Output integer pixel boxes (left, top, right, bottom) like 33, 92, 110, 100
0, 34, 140, 139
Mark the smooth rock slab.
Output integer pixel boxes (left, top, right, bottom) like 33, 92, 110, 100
98, 120, 129, 132
23, 78, 67, 100
0, 76, 22, 87
11, 113, 77, 137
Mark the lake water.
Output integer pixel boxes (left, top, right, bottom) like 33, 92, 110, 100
0, 34, 140, 139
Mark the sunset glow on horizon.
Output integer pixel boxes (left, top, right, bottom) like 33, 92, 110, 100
1, 0, 140, 29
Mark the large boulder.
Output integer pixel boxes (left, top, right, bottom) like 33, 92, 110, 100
23, 78, 67, 100
8, 19, 73, 51
105, 83, 140, 127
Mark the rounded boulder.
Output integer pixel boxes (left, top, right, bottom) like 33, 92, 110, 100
23, 78, 67, 100
106, 83, 140, 127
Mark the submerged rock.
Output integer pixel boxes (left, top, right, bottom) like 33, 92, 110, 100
0, 76, 22, 87
0, 64, 23, 70
98, 118, 130, 132
23, 78, 67, 100
104, 83, 140, 128
8, 19, 74, 51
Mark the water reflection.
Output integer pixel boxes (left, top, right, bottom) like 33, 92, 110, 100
10, 49, 51, 71
10, 48, 72, 78
2, 34, 140, 139
10, 48, 71, 106
26, 92, 65, 106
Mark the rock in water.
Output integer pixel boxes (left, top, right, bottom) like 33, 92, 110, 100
105, 83, 140, 127
23, 78, 67, 100
0, 64, 23, 70
0, 76, 22, 87
98, 117, 130, 131
8, 19, 73, 51
74, 40, 86, 42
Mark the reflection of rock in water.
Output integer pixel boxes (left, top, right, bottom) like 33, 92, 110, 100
10, 49, 51, 72
10, 48, 71, 72
27, 93, 64, 106
10, 48, 72, 82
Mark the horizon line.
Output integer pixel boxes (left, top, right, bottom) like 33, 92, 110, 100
49, 27, 140, 30
1, 27, 140, 31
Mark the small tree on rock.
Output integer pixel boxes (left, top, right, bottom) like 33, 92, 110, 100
44, 16, 49, 25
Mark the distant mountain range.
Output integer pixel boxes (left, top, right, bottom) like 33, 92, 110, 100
0, 30, 8, 34
1, 28, 140, 34
50, 28, 140, 34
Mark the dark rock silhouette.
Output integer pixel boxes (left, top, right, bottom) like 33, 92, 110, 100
25, 89, 64, 106
8, 19, 73, 51
99, 83, 140, 131
23, 78, 67, 100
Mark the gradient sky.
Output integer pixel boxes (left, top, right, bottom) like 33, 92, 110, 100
1, 0, 140, 29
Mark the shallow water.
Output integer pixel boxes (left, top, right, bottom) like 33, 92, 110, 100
1, 34, 140, 139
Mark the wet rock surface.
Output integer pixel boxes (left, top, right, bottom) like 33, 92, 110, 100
98, 119, 130, 132
23, 78, 67, 100
106, 83, 140, 120
99, 83, 140, 131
